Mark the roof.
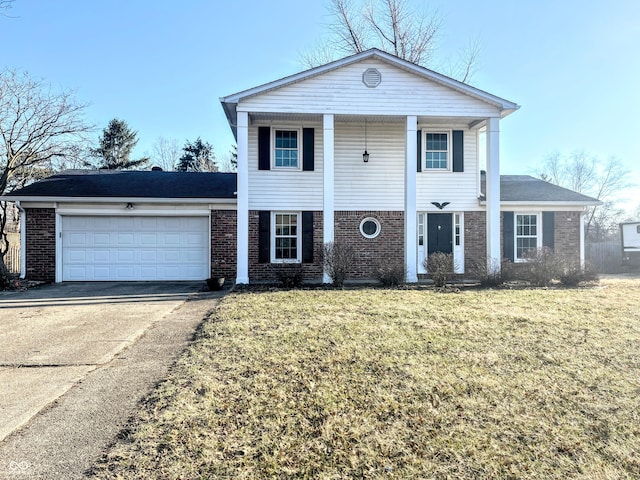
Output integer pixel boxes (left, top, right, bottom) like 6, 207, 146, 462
3, 170, 237, 201
482, 175, 601, 205
220, 48, 520, 130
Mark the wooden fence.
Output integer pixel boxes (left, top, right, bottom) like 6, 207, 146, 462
587, 242, 622, 273
5, 244, 20, 274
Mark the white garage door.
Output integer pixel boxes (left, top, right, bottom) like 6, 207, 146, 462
62, 216, 209, 281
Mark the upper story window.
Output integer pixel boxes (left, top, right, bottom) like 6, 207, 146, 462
272, 212, 301, 262
425, 132, 449, 169
273, 129, 300, 169
516, 214, 539, 260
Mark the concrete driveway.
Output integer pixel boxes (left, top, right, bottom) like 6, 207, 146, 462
0, 281, 223, 479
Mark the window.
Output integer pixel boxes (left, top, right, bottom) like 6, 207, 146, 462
359, 217, 381, 239
273, 129, 299, 169
516, 214, 539, 260
272, 212, 300, 262
454, 213, 461, 247
425, 132, 449, 169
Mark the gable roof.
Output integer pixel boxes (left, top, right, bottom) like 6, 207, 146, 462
482, 174, 601, 205
220, 48, 519, 130
3, 170, 237, 202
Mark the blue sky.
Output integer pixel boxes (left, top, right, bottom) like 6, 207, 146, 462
2, 0, 639, 201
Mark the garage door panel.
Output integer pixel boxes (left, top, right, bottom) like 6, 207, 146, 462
62, 216, 209, 281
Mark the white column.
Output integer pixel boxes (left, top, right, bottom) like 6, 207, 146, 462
580, 211, 586, 268
485, 116, 501, 273
235, 111, 249, 284
323, 114, 335, 284
405, 116, 418, 282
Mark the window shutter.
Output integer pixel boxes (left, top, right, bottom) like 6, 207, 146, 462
258, 211, 270, 263
503, 211, 514, 262
302, 211, 314, 263
543, 212, 555, 249
416, 130, 422, 172
452, 130, 464, 172
303, 128, 314, 171
258, 127, 270, 170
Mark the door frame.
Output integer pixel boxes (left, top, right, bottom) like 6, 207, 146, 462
417, 212, 464, 274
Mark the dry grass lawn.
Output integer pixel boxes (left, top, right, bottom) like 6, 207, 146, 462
93, 278, 640, 479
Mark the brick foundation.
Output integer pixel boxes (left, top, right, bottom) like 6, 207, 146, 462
464, 211, 487, 272
554, 211, 581, 264
334, 211, 405, 279
210, 210, 237, 281
24, 208, 56, 282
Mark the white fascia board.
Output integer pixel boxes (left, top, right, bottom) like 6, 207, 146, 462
3, 196, 237, 205
478, 200, 596, 210
219, 49, 520, 119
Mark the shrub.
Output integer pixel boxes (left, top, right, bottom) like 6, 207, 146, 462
522, 247, 564, 287
322, 241, 355, 287
271, 264, 304, 288
375, 262, 406, 287
425, 252, 454, 288
468, 258, 515, 287
559, 262, 599, 286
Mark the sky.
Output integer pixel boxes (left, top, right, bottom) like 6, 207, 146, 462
1, 0, 639, 205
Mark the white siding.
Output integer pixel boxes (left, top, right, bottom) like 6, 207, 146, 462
334, 122, 405, 211
417, 126, 481, 211
239, 59, 500, 118
248, 122, 324, 210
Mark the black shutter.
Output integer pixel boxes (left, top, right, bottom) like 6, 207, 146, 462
452, 130, 464, 172
302, 211, 314, 263
258, 127, 270, 170
303, 128, 314, 171
258, 211, 270, 263
543, 212, 555, 250
416, 130, 422, 172
503, 211, 515, 262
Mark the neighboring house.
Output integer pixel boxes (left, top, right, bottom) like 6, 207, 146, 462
3, 49, 599, 283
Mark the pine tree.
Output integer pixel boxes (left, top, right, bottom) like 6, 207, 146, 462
91, 118, 149, 169
176, 137, 217, 172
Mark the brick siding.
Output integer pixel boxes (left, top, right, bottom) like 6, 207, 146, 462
334, 211, 404, 279
554, 211, 582, 264
248, 210, 324, 282
464, 211, 487, 272
24, 208, 56, 282
210, 210, 237, 281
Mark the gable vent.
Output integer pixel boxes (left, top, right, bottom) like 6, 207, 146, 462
362, 68, 381, 88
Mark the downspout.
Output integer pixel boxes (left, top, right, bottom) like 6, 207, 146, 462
580, 210, 586, 269
16, 200, 26, 279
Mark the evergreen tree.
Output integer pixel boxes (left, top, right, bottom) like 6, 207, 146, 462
91, 118, 149, 169
176, 137, 217, 172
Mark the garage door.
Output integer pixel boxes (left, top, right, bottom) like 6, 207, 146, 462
62, 216, 209, 281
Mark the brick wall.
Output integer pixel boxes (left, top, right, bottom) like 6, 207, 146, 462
24, 208, 56, 282
464, 211, 487, 272
334, 211, 404, 279
210, 210, 237, 281
554, 211, 582, 264
248, 210, 324, 282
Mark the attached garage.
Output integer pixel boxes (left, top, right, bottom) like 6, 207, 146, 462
4, 170, 237, 283
61, 216, 209, 281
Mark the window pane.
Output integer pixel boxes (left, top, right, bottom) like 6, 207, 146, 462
274, 130, 298, 168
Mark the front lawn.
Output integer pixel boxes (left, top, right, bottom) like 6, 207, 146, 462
93, 279, 640, 479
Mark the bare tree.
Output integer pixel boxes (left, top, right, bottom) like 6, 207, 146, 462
0, 0, 13, 16
217, 144, 237, 173
538, 151, 632, 241
300, 0, 478, 82
150, 136, 180, 171
0, 69, 90, 282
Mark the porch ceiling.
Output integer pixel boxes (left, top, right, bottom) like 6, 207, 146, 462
249, 112, 487, 128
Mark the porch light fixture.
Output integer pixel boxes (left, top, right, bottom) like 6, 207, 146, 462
363, 119, 370, 162
125, 202, 134, 210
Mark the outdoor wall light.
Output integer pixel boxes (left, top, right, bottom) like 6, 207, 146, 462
125, 202, 134, 210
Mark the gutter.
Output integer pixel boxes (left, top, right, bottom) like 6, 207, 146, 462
2, 196, 237, 205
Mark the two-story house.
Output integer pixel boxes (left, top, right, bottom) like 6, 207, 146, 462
4, 49, 598, 284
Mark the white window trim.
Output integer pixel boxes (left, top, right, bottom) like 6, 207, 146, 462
514, 212, 542, 262
359, 217, 381, 239
271, 211, 302, 263
271, 127, 302, 171
422, 130, 452, 172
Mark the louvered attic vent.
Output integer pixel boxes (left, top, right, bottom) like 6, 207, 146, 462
362, 68, 381, 88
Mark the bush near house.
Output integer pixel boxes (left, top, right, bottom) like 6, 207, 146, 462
425, 252, 455, 287
321, 241, 355, 287
92, 279, 640, 479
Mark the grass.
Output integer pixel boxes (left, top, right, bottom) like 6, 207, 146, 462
93, 278, 640, 479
